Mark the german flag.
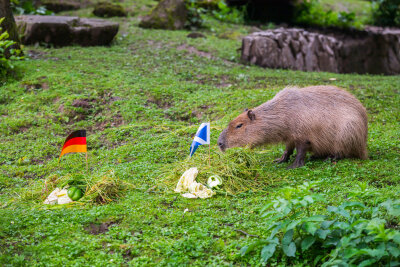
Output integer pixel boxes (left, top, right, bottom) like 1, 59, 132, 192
59, 130, 87, 159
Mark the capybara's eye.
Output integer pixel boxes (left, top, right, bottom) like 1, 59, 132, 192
236, 123, 243, 129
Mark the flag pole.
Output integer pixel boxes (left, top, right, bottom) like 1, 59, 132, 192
208, 143, 210, 166
85, 152, 88, 172
208, 121, 211, 166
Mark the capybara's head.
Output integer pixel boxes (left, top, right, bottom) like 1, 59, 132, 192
218, 109, 264, 151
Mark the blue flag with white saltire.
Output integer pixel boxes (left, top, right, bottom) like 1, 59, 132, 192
190, 123, 210, 157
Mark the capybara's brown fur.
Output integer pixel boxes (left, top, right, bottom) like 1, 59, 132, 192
218, 85, 368, 168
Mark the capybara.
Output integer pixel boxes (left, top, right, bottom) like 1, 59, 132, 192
217, 85, 368, 168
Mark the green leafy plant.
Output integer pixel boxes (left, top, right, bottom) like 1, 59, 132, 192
0, 18, 23, 81
241, 181, 400, 265
295, 0, 362, 29
185, 0, 206, 29
11, 0, 52, 15
212, 0, 244, 24
372, 0, 400, 27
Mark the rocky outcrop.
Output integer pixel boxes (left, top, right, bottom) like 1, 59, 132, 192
93, 2, 127, 17
241, 27, 400, 75
15, 15, 119, 47
40, 0, 82, 12
139, 0, 187, 30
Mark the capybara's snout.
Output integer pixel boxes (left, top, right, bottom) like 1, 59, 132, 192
217, 129, 227, 152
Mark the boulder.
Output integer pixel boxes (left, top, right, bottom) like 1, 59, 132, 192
15, 15, 119, 47
139, 0, 187, 30
39, 0, 83, 12
241, 27, 400, 75
93, 2, 127, 17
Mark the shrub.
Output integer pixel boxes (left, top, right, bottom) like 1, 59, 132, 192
372, 0, 400, 27
186, 0, 206, 29
0, 18, 23, 82
11, 0, 51, 15
241, 181, 400, 265
294, 0, 362, 29
212, 0, 244, 24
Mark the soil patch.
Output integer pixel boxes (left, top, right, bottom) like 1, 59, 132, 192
84, 220, 119, 235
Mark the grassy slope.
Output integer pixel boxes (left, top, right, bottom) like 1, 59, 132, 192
1, 0, 400, 265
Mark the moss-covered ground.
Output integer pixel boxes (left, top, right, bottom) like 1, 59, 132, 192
1, 0, 399, 265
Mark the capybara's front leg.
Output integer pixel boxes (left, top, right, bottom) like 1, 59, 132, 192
287, 141, 310, 169
274, 143, 294, 163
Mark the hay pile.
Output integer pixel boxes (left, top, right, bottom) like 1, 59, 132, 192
22, 170, 132, 204
160, 147, 277, 194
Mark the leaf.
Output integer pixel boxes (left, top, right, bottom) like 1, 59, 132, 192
358, 259, 377, 267
269, 224, 282, 239
286, 220, 300, 231
323, 236, 340, 247
333, 221, 350, 231
314, 255, 323, 265
303, 215, 326, 222
341, 201, 365, 209
362, 246, 387, 260
283, 242, 296, 257
343, 248, 359, 258
261, 243, 277, 263
316, 229, 330, 239
321, 220, 335, 229
240, 240, 268, 256
303, 222, 318, 235
328, 206, 350, 218
282, 229, 294, 245
304, 195, 314, 204
387, 242, 400, 257
393, 233, 400, 245
301, 236, 316, 251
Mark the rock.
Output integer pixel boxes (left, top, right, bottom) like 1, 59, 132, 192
40, 0, 83, 12
187, 32, 206, 38
93, 2, 127, 17
15, 15, 119, 47
241, 27, 400, 75
139, 0, 187, 30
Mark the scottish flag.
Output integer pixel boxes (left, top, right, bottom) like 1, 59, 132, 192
190, 123, 210, 157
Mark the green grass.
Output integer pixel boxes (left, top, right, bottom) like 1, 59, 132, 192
319, 0, 373, 24
1, 1, 400, 265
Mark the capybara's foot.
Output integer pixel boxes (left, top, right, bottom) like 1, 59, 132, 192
287, 142, 308, 169
274, 145, 294, 164
274, 152, 290, 163
287, 160, 305, 169
274, 157, 287, 163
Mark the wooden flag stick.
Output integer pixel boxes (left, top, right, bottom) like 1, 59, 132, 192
85, 152, 88, 172
209, 121, 211, 166
209, 143, 211, 166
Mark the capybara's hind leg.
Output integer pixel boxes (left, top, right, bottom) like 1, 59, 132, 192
288, 141, 311, 169
325, 154, 343, 162
274, 142, 295, 163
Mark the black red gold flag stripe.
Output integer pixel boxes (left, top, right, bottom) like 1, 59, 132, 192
59, 130, 87, 159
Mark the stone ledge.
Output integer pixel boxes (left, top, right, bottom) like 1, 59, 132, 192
16, 15, 119, 47
241, 27, 400, 75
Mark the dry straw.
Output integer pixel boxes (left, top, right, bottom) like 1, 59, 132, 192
22, 170, 133, 205
160, 147, 279, 194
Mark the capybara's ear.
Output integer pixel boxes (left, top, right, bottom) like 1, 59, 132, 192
247, 110, 256, 121
244, 108, 249, 112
